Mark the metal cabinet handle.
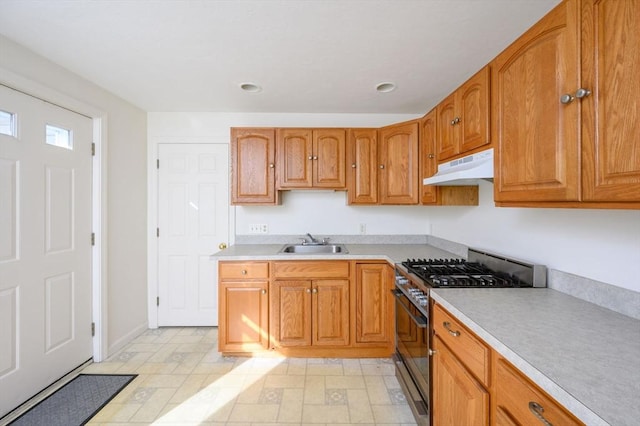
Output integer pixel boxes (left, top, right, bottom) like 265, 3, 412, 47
241, 269, 247, 275
529, 401, 553, 426
261, 289, 267, 295
313, 155, 318, 160
306, 288, 312, 293
428, 154, 435, 159
428, 349, 437, 356
450, 117, 461, 125
443, 321, 461, 337
308, 156, 313, 160
312, 288, 318, 294
269, 163, 274, 168
351, 163, 356, 168
218, 242, 227, 250
379, 164, 385, 169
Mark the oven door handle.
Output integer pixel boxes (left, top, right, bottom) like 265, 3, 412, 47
391, 289, 428, 328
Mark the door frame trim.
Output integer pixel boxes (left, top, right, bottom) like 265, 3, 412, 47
0, 67, 108, 362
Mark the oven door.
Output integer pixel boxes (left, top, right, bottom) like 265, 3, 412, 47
393, 288, 430, 402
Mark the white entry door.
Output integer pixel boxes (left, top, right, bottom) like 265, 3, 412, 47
158, 144, 228, 326
0, 85, 93, 416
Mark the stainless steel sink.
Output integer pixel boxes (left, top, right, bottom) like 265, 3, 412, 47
278, 243, 349, 254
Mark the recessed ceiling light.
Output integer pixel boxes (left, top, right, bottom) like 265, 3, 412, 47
375, 82, 396, 93
240, 82, 262, 93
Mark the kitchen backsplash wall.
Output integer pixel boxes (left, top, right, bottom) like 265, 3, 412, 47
429, 181, 640, 294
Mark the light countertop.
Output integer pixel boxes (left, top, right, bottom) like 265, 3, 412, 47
210, 243, 462, 263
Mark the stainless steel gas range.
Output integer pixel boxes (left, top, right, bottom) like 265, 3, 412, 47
392, 248, 546, 426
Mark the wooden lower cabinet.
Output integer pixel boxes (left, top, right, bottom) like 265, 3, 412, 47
218, 261, 270, 353
218, 281, 269, 352
270, 278, 350, 348
354, 262, 393, 345
494, 358, 584, 426
432, 335, 490, 426
431, 302, 584, 426
432, 303, 490, 426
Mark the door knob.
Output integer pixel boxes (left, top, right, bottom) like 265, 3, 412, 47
218, 242, 227, 250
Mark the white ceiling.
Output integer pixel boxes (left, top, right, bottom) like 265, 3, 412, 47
0, 0, 560, 114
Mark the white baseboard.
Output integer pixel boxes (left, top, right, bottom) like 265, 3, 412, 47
106, 322, 148, 358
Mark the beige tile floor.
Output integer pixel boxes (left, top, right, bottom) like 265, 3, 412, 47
84, 327, 418, 426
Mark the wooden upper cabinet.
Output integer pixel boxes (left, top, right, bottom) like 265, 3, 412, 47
436, 66, 491, 162
313, 129, 346, 188
276, 128, 346, 189
378, 121, 419, 204
230, 128, 278, 205
277, 128, 313, 188
420, 110, 479, 206
493, 0, 580, 203
581, 0, 640, 204
420, 109, 438, 204
347, 129, 378, 204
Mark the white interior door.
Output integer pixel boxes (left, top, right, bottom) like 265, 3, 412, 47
0, 85, 93, 416
158, 143, 228, 326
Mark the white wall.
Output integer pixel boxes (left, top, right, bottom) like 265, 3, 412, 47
0, 35, 149, 356
429, 181, 640, 293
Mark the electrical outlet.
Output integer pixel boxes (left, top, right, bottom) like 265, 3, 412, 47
359, 223, 367, 235
249, 224, 268, 234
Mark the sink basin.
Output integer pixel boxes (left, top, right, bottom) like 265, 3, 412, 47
278, 243, 349, 254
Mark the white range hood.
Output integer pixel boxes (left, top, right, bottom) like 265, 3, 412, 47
423, 148, 494, 186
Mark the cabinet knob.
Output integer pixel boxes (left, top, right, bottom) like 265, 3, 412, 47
313, 155, 318, 160
312, 288, 318, 294
269, 163, 274, 168
428, 349, 437, 356
218, 242, 227, 250
561, 88, 591, 104
306, 288, 312, 293
560, 93, 574, 104
261, 289, 267, 295
428, 154, 435, 159
379, 164, 385, 169
241, 270, 247, 275
575, 88, 591, 99
351, 163, 357, 168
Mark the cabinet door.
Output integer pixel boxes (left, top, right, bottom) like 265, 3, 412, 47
581, 0, 640, 203
355, 263, 391, 344
219, 282, 269, 352
347, 129, 378, 204
313, 129, 346, 188
459, 66, 491, 154
277, 128, 313, 188
313, 279, 350, 346
432, 336, 489, 426
493, 0, 580, 203
436, 94, 458, 161
420, 109, 438, 204
378, 121, 419, 204
271, 280, 312, 347
230, 128, 277, 204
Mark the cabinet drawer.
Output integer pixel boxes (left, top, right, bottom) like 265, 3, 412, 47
272, 261, 349, 278
219, 261, 269, 279
432, 303, 491, 387
496, 358, 584, 426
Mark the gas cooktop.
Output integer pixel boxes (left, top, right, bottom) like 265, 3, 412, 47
399, 249, 547, 289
